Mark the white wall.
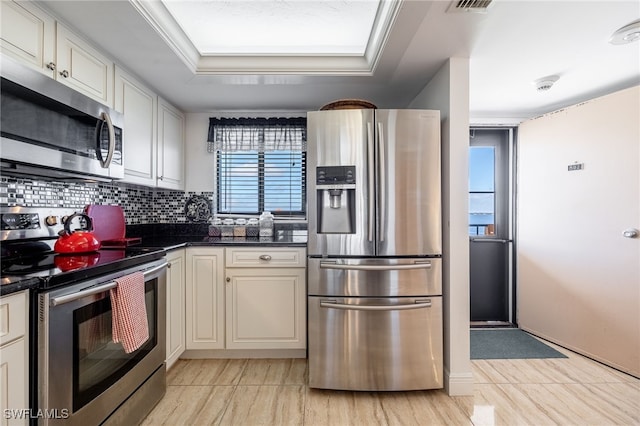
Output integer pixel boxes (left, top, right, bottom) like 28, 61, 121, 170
518, 86, 640, 377
409, 57, 473, 396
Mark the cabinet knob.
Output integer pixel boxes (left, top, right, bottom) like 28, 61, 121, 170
59, 70, 69, 78
46, 62, 56, 71
259, 255, 272, 261
226, 277, 230, 282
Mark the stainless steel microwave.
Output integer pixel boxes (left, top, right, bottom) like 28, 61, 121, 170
0, 57, 124, 181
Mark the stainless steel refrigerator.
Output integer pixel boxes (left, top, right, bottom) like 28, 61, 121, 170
307, 109, 443, 391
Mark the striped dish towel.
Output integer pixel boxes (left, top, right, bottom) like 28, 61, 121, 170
110, 271, 149, 353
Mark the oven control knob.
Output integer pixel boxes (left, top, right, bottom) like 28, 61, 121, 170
45, 215, 58, 226
61, 215, 70, 225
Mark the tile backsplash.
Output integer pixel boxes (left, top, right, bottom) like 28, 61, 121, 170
0, 176, 214, 225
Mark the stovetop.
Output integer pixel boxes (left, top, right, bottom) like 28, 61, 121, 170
1, 207, 165, 292
1, 244, 165, 290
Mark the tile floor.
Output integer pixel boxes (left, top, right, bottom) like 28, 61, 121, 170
142, 339, 639, 425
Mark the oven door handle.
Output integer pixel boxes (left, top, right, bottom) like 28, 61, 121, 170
50, 261, 168, 306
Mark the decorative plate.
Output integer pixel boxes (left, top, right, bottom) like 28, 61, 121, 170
184, 195, 212, 222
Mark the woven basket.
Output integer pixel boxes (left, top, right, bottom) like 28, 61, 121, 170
320, 99, 377, 111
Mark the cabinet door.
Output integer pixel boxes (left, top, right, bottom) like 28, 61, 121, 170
225, 268, 306, 349
56, 23, 114, 107
115, 66, 158, 186
185, 248, 224, 350
0, 0, 55, 78
0, 291, 28, 426
0, 339, 27, 426
166, 249, 185, 369
157, 98, 185, 190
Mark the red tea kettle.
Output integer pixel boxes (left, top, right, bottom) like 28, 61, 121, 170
54, 213, 101, 254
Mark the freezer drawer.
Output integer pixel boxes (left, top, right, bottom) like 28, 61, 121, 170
307, 257, 442, 297
308, 296, 443, 391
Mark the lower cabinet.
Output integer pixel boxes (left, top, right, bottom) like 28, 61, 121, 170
184, 247, 306, 351
0, 290, 28, 426
165, 249, 185, 369
225, 268, 306, 349
185, 247, 225, 350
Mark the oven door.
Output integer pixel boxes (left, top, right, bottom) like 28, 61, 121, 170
38, 259, 167, 425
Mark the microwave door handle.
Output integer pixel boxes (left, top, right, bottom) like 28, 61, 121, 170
367, 121, 375, 242
98, 111, 115, 168
377, 121, 386, 242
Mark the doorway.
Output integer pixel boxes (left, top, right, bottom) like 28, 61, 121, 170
469, 128, 515, 324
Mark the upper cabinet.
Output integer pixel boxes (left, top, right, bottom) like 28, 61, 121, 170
157, 98, 185, 190
115, 66, 158, 187
1, 1, 114, 107
55, 23, 114, 107
116, 72, 185, 190
0, 0, 55, 78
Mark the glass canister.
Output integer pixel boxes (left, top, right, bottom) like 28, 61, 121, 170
208, 218, 222, 237
246, 218, 260, 237
221, 218, 235, 238
259, 211, 274, 237
233, 218, 247, 237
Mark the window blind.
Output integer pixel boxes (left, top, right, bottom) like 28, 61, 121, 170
209, 117, 306, 216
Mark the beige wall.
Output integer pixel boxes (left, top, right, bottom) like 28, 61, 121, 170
518, 86, 640, 377
409, 57, 473, 395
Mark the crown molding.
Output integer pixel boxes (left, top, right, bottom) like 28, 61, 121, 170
128, 0, 402, 75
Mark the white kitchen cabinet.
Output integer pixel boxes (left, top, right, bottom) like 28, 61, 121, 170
0, 291, 29, 426
224, 248, 306, 350
0, 0, 55, 78
115, 66, 158, 187
165, 249, 185, 369
157, 98, 185, 190
55, 23, 114, 107
185, 248, 224, 350
0, 2, 114, 107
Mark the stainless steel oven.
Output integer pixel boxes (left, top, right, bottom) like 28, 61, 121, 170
37, 258, 167, 425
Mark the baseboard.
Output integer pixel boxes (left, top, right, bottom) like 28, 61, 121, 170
181, 349, 307, 359
444, 368, 474, 396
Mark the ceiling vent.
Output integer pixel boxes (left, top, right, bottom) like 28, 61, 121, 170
448, 0, 493, 13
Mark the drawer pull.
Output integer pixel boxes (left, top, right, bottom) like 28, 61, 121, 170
259, 255, 272, 261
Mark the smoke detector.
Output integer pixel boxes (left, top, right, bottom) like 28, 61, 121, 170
533, 75, 560, 92
609, 19, 640, 45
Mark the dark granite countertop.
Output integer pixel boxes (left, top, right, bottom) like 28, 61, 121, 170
1, 276, 40, 296
127, 223, 307, 251
139, 229, 307, 251
0, 223, 307, 296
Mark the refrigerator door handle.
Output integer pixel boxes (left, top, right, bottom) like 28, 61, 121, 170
320, 300, 433, 311
367, 121, 375, 242
319, 261, 432, 271
377, 121, 386, 242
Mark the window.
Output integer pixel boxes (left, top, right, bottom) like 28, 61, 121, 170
469, 146, 495, 236
208, 117, 306, 216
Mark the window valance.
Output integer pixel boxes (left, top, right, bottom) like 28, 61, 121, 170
207, 117, 307, 152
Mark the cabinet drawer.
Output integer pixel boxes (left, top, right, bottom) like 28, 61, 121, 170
226, 248, 306, 268
0, 291, 27, 346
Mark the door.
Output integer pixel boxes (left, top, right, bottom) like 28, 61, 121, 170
469, 128, 513, 322
307, 110, 374, 257
376, 110, 442, 256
